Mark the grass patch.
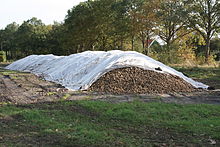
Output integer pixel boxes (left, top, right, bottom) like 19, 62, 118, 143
46, 92, 57, 96
61, 93, 71, 100
174, 67, 220, 89
0, 101, 220, 146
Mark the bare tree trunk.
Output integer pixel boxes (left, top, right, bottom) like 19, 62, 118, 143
0, 42, 3, 51
145, 35, 150, 55
142, 39, 145, 54
102, 37, 107, 51
131, 36, 134, 51
205, 38, 211, 63
166, 39, 171, 51
120, 39, 123, 50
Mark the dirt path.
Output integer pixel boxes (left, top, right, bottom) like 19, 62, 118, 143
0, 65, 220, 105
0, 67, 68, 104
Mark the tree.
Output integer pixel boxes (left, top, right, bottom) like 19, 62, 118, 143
91, 0, 117, 51
46, 22, 66, 55
64, 1, 99, 52
65, 0, 130, 52
15, 17, 50, 56
110, 0, 131, 50
135, 0, 160, 54
0, 30, 5, 50
184, 0, 220, 62
125, 0, 145, 51
210, 37, 220, 60
0, 22, 19, 59
156, 0, 191, 50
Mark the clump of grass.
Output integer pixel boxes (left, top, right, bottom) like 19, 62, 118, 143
0, 102, 12, 106
46, 92, 57, 96
61, 93, 71, 100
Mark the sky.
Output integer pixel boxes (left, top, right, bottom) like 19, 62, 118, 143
0, 0, 86, 29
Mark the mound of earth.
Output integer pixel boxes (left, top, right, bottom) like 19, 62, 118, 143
90, 67, 199, 94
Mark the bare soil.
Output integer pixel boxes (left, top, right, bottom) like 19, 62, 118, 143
0, 67, 68, 104
0, 65, 220, 105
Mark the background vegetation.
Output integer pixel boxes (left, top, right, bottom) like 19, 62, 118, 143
0, 0, 220, 65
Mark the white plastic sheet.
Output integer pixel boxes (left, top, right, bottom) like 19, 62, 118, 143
6, 50, 209, 90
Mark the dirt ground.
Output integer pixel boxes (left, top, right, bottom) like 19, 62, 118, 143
0, 63, 220, 105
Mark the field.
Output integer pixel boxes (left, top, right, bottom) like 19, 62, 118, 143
176, 67, 220, 89
0, 63, 220, 146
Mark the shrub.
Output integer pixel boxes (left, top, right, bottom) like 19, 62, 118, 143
196, 54, 217, 66
0, 51, 6, 62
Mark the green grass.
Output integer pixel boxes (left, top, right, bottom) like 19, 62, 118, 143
1, 101, 220, 146
174, 67, 220, 89
61, 93, 71, 100
46, 92, 57, 96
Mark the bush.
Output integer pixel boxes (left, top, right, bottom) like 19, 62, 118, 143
155, 44, 184, 65
157, 50, 182, 64
0, 51, 6, 62
196, 54, 217, 66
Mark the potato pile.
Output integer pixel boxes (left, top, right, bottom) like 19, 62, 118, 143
90, 67, 198, 94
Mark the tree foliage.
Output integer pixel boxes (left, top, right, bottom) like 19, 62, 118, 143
156, 0, 192, 50
0, 0, 220, 64
184, 0, 220, 62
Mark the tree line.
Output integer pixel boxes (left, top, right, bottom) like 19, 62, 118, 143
0, 0, 220, 64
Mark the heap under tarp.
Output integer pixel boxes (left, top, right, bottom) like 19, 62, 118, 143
6, 50, 208, 94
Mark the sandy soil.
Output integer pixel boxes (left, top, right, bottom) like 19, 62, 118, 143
0, 64, 220, 105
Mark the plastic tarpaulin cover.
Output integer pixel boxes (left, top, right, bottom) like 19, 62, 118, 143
5, 50, 209, 90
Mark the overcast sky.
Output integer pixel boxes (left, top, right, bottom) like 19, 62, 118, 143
0, 0, 86, 29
